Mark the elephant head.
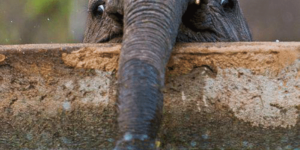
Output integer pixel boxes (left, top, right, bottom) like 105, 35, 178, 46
84, 0, 252, 149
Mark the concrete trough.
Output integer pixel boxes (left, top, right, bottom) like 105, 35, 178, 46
0, 43, 300, 149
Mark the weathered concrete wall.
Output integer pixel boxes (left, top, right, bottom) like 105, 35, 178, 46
0, 43, 300, 150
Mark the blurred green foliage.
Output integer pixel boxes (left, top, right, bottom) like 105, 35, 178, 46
0, 0, 85, 44
25, 0, 71, 18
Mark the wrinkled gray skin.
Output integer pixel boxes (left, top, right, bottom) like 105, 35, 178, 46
84, 0, 251, 149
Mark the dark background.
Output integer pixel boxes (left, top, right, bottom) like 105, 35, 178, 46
1, 0, 300, 44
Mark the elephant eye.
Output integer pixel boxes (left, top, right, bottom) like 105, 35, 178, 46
97, 5, 105, 14
221, 0, 234, 11
96, 5, 105, 16
90, 2, 105, 17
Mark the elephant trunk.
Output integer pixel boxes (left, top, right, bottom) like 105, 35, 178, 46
115, 0, 190, 149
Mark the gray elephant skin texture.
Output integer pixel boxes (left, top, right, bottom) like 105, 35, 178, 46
83, 0, 252, 149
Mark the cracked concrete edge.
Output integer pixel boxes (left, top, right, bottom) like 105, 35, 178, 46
56, 42, 300, 76
1, 42, 300, 53
1, 42, 300, 72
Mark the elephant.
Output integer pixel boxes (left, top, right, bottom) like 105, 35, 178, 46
84, 0, 252, 149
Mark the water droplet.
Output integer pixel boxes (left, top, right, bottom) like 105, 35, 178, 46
221, 0, 225, 5
124, 132, 133, 141
26, 133, 33, 140
281, 136, 289, 143
107, 138, 114, 143
284, 145, 292, 149
140, 134, 148, 140
156, 141, 161, 148
190, 141, 197, 147
126, 146, 134, 150
63, 102, 71, 111
276, 146, 283, 150
202, 134, 209, 140
60, 137, 72, 144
